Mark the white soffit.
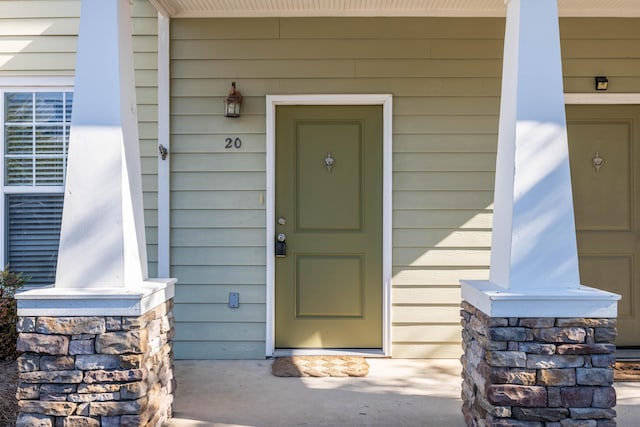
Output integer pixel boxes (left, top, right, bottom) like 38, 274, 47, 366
149, 0, 640, 18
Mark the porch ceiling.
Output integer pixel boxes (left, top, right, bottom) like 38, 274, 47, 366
148, 0, 640, 18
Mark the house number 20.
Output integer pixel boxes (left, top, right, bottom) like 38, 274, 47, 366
225, 137, 242, 149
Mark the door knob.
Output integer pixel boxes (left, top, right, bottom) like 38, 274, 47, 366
277, 233, 287, 242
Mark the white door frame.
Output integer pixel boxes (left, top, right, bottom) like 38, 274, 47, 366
265, 94, 393, 357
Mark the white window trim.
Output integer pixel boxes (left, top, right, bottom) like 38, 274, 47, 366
265, 94, 393, 358
0, 77, 74, 273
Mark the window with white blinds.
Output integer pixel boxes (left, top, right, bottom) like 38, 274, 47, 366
3, 90, 72, 287
5, 194, 64, 286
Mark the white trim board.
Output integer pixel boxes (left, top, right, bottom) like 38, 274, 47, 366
157, 13, 171, 278
565, 93, 640, 104
0, 77, 74, 87
265, 94, 393, 358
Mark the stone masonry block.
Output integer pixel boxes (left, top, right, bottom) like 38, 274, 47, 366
576, 368, 613, 386
16, 413, 53, 427
486, 351, 527, 368
519, 342, 556, 355
507, 369, 537, 386
556, 319, 615, 328
20, 370, 83, 384
461, 301, 476, 314
95, 329, 148, 355
485, 415, 545, 426
120, 381, 148, 400
560, 420, 596, 427
477, 391, 512, 418
67, 392, 121, 403
488, 327, 529, 342
36, 317, 106, 335
527, 355, 584, 369
477, 334, 509, 350
18, 353, 41, 372
594, 328, 617, 343
40, 384, 77, 394
487, 385, 547, 407
591, 354, 616, 368
16, 383, 40, 399
561, 387, 594, 407
17, 334, 69, 355
534, 328, 587, 344
570, 408, 616, 420
105, 317, 122, 331
99, 416, 121, 427
121, 316, 147, 331
88, 398, 147, 416
40, 356, 75, 371
75, 403, 90, 416
592, 387, 616, 408
119, 354, 143, 369
83, 369, 146, 384
512, 407, 569, 422
548, 387, 562, 407
69, 339, 95, 355
556, 344, 615, 355
75, 354, 121, 370
18, 401, 77, 416
17, 317, 37, 333
60, 416, 101, 427
519, 318, 556, 328
121, 414, 149, 427
537, 369, 576, 386
76, 383, 121, 394
40, 390, 68, 402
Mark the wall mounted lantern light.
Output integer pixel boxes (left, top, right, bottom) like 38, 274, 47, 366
595, 76, 609, 91
224, 82, 242, 117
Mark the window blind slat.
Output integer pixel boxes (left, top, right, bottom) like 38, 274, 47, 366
6, 194, 63, 287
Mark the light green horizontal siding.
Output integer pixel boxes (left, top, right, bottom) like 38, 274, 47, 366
173, 342, 265, 360
1, 0, 159, 274
175, 285, 266, 303
169, 16, 640, 360
170, 16, 498, 360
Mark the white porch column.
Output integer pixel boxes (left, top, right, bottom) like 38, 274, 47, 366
16, 0, 174, 315
461, 0, 619, 317
55, 0, 147, 288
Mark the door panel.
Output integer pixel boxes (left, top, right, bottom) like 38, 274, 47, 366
296, 121, 363, 231
275, 105, 383, 349
567, 105, 640, 346
296, 255, 364, 318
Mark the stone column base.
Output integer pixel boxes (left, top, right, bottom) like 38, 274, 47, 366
461, 300, 617, 427
15, 300, 175, 427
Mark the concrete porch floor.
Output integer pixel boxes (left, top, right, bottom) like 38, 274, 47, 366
165, 359, 640, 427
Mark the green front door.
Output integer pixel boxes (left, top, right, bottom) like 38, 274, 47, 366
567, 105, 640, 346
275, 105, 383, 349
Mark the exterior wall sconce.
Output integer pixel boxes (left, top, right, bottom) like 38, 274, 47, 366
595, 76, 609, 91
224, 81, 242, 117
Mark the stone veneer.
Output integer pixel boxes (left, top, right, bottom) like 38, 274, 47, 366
14, 300, 175, 427
461, 301, 617, 427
